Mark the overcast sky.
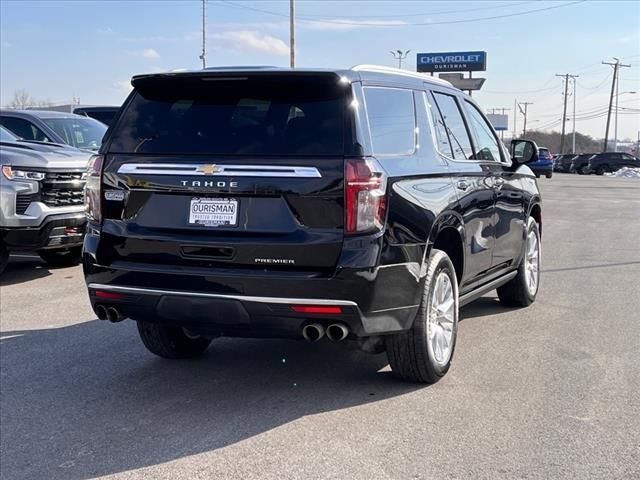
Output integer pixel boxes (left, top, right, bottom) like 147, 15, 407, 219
1, 0, 638, 140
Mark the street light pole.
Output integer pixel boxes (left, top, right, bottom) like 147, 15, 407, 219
389, 50, 410, 69
199, 0, 206, 69
289, 0, 295, 68
572, 76, 577, 154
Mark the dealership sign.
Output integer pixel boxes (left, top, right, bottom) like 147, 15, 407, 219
417, 51, 487, 73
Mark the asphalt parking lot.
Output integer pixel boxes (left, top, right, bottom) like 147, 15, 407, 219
1, 174, 639, 480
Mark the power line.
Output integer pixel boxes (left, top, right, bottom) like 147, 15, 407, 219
219, 0, 585, 27
295, 1, 534, 18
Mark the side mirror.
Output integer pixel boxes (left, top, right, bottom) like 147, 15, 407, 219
511, 139, 539, 164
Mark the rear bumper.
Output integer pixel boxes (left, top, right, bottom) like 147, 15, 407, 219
83, 234, 424, 339
529, 163, 553, 175
0, 213, 86, 251
86, 281, 419, 339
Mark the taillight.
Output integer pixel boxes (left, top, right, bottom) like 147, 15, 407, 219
345, 158, 387, 234
84, 154, 103, 222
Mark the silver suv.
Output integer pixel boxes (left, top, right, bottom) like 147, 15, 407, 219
0, 126, 89, 273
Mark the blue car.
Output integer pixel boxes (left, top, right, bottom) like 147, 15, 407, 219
528, 147, 553, 178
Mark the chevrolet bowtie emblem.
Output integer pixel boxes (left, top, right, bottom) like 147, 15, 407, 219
196, 164, 220, 175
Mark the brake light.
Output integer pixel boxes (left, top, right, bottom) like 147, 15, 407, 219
84, 154, 103, 222
345, 158, 387, 234
291, 305, 342, 314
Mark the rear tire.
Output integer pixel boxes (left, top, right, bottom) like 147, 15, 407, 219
38, 246, 82, 267
545, 172, 553, 179
596, 165, 607, 175
385, 249, 459, 384
579, 165, 590, 175
137, 320, 212, 359
497, 217, 540, 307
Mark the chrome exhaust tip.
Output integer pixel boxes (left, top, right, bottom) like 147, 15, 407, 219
326, 323, 349, 342
95, 305, 107, 321
106, 306, 124, 323
302, 323, 325, 342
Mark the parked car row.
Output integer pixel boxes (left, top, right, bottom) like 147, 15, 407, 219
553, 152, 640, 175
0, 109, 113, 273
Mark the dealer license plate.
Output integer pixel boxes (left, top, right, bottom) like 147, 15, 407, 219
189, 198, 238, 227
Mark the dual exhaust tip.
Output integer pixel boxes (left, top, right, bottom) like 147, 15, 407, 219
95, 305, 124, 323
302, 323, 349, 342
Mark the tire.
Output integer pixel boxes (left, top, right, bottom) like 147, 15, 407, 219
38, 246, 82, 267
497, 217, 541, 307
385, 249, 459, 384
596, 166, 607, 176
546, 172, 553, 179
137, 320, 212, 359
534, 173, 540, 178
0, 242, 8, 275
579, 165, 590, 175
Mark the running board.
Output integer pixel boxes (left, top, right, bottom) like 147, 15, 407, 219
459, 271, 517, 307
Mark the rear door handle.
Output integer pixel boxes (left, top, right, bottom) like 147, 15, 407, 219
456, 180, 471, 191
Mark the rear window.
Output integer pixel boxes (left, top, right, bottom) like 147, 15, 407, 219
109, 75, 346, 156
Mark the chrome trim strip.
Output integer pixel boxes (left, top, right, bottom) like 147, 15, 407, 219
117, 163, 322, 178
88, 283, 357, 307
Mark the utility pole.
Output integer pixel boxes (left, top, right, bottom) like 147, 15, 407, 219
572, 76, 577, 154
519, 102, 533, 136
389, 50, 410, 69
556, 73, 578, 154
289, 0, 295, 68
199, 0, 206, 69
603, 58, 631, 152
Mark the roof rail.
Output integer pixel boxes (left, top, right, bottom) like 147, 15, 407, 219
350, 64, 453, 86
203, 66, 278, 71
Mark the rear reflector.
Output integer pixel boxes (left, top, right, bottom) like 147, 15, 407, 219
95, 290, 125, 300
291, 305, 342, 314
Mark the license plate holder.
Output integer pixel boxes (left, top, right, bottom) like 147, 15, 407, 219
188, 198, 238, 227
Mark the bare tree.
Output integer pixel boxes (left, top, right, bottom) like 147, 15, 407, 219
8, 89, 36, 109
36, 98, 55, 108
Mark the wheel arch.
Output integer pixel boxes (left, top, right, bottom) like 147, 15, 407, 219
528, 201, 542, 238
425, 211, 465, 286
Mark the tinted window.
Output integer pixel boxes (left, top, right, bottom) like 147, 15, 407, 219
87, 111, 116, 126
364, 87, 415, 156
42, 117, 107, 150
431, 93, 473, 160
423, 92, 453, 158
0, 125, 18, 141
0, 117, 51, 142
463, 101, 502, 162
109, 76, 346, 156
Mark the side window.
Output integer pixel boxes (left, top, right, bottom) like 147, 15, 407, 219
363, 87, 415, 156
431, 92, 474, 160
0, 117, 51, 142
463, 101, 503, 162
423, 92, 453, 158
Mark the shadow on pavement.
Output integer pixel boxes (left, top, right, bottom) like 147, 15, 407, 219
460, 296, 515, 320
0, 319, 422, 479
0, 255, 52, 286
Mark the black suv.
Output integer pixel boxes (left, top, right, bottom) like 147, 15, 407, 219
553, 154, 576, 173
83, 66, 542, 383
570, 153, 597, 174
585, 152, 640, 175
